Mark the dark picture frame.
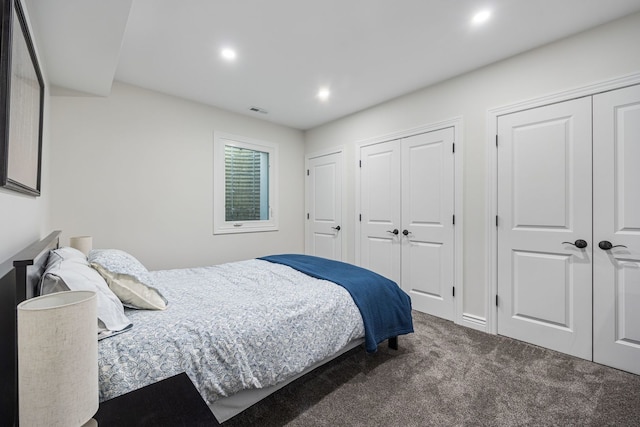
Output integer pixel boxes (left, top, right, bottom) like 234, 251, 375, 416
0, 0, 44, 196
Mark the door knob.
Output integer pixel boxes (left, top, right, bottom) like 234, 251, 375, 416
331, 225, 341, 231
402, 229, 410, 236
387, 229, 399, 235
562, 239, 588, 249
598, 241, 627, 250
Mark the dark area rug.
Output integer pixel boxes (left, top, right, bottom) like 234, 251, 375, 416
224, 311, 640, 426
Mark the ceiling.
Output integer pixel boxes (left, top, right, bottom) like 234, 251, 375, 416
24, 0, 640, 130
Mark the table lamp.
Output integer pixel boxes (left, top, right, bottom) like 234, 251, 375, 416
18, 291, 98, 427
69, 236, 93, 256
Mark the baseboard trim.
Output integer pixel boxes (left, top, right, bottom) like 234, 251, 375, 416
460, 313, 487, 332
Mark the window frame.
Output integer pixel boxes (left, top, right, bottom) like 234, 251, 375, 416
213, 132, 278, 234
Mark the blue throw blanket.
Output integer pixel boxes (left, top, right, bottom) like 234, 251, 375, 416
259, 254, 413, 352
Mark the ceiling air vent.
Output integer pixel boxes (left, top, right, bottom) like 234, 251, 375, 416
249, 106, 268, 114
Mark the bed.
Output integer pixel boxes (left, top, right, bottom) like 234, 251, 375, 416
0, 231, 413, 424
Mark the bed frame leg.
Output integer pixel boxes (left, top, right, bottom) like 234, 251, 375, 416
388, 336, 398, 350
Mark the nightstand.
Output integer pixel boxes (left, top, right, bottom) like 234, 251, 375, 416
94, 372, 220, 426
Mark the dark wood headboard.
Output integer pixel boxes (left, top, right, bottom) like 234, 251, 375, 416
0, 231, 61, 426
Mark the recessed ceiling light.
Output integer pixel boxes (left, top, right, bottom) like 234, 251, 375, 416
221, 48, 237, 61
471, 10, 491, 25
317, 88, 330, 101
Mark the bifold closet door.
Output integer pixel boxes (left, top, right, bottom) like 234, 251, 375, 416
359, 140, 402, 283
401, 128, 455, 320
593, 85, 640, 375
306, 152, 343, 261
496, 97, 593, 360
359, 128, 455, 320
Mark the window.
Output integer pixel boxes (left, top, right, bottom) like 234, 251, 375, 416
214, 132, 278, 234
224, 145, 269, 221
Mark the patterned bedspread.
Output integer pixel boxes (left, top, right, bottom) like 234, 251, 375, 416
98, 259, 365, 405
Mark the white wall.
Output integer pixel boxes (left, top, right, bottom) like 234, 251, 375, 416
50, 82, 305, 270
304, 12, 640, 323
0, 0, 51, 264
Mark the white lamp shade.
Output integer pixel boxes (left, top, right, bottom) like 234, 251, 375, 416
69, 236, 93, 256
18, 291, 98, 427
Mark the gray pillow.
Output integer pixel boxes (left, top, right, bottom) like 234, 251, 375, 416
40, 256, 132, 339
88, 249, 168, 310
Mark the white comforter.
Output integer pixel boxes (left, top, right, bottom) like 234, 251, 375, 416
98, 259, 364, 405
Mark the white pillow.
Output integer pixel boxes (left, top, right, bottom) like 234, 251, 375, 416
40, 256, 132, 338
89, 249, 168, 311
43, 246, 88, 271
52, 246, 87, 261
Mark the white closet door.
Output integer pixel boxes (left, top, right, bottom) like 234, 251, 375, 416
497, 97, 593, 360
306, 152, 343, 261
401, 128, 455, 320
359, 141, 401, 283
593, 85, 640, 375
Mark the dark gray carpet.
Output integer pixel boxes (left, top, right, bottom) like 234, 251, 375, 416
224, 311, 640, 426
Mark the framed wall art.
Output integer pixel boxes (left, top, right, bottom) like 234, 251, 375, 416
0, 0, 45, 196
